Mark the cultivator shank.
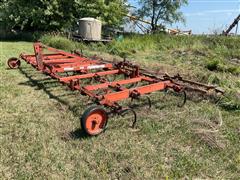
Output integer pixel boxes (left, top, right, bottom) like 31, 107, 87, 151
8, 43, 223, 136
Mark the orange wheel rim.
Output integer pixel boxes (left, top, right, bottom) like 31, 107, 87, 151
85, 110, 107, 135
9, 61, 17, 68
8, 58, 20, 69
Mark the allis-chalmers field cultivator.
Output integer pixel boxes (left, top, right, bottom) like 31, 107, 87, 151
7, 43, 224, 136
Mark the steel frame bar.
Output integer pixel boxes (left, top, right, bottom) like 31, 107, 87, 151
100, 80, 172, 103
43, 59, 85, 64
59, 69, 120, 82
51, 63, 113, 73
84, 77, 145, 91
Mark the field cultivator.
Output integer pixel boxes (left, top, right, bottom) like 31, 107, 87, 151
7, 43, 224, 136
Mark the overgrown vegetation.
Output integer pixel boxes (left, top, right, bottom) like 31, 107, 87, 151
1, 34, 239, 179
40, 35, 76, 51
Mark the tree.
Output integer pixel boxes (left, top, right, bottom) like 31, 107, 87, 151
0, 0, 75, 31
137, 0, 188, 31
0, 0, 128, 31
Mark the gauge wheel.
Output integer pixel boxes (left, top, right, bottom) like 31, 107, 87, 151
81, 106, 108, 136
7, 57, 21, 69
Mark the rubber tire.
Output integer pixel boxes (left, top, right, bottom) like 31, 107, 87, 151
81, 106, 108, 136
7, 57, 21, 69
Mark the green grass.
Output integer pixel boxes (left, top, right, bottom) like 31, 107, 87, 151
0, 35, 240, 179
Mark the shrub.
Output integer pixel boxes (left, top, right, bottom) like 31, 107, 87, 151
205, 59, 219, 71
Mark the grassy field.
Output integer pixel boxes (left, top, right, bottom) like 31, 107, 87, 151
0, 35, 240, 179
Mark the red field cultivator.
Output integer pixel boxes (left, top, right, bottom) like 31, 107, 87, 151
7, 43, 224, 136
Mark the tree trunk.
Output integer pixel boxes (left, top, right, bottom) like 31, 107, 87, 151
151, 0, 157, 32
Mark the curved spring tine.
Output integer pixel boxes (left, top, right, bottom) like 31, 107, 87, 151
120, 108, 137, 128
164, 89, 187, 108
162, 89, 169, 100
145, 96, 152, 109
178, 90, 187, 107
129, 96, 152, 109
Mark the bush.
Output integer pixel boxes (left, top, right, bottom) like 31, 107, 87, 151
40, 35, 75, 51
206, 59, 219, 71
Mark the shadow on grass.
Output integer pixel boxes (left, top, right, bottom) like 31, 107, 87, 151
68, 128, 89, 140
60, 128, 89, 141
18, 67, 90, 140
19, 67, 69, 104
